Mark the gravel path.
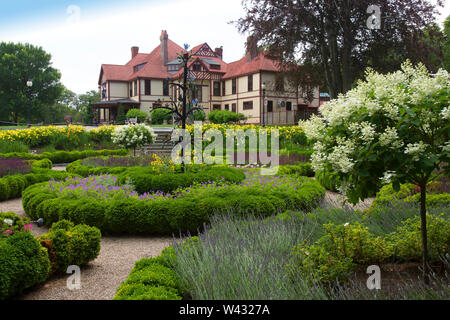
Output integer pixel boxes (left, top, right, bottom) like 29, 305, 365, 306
323, 191, 374, 211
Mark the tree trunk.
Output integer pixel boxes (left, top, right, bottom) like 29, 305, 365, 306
419, 183, 430, 285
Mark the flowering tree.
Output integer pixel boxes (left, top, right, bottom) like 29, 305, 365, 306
111, 124, 157, 156
300, 61, 449, 283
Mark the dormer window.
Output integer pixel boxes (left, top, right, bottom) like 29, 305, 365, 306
168, 64, 180, 72
210, 64, 220, 70
133, 63, 146, 73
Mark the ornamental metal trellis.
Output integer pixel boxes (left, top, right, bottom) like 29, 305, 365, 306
152, 44, 204, 172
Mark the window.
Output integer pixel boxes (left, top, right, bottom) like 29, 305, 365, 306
225, 104, 229, 110
286, 101, 292, 111
213, 104, 221, 110
275, 75, 284, 92
267, 100, 273, 113
192, 63, 202, 71
163, 80, 169, 96
134, 63, 146, 73
222, 81, 226, 96
232, 79, 236, 94
145, 80, 151, 96
210, 64, 220, 70
168, 64, 179, 72
248, 75, 253, 92
133, 80, 138, 96
232, 103, 236, 112
243, 101, 253, 110
129, 83, 132, 97
213, 81, 221, 96
192, 85, 202, 102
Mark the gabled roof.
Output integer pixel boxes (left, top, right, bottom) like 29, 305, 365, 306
99, 39, 184, 84
222, 51, 281, 79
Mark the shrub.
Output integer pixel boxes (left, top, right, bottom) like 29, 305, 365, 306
111, 124, 156, 155
116, 104, 126, 125
114, 257, 182, 300
38, 220, 101, 274
278, 163, 314, 177
0, 169, 73, 201
0, 149, 128, 164
193, 110, 206, 121
371, 182, 450, 210
120, 166, 245, 194
208, 110, 246, 124
0, 224, 50, 300
388, 214, 450, 263
288, 222, 392, 283
151, 109, 172, 124
31, 159, 52, 169
126, 109, 148, 123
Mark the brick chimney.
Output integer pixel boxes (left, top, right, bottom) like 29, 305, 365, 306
131, 46, 139, 59
215, 46, 223, 60
160, 30, 168, 65
246, 36, 258, 60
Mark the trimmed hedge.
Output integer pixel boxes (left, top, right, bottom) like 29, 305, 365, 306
0, 169, 74, 201
371, 183, 450, 210
0, 226, 50, 300
278, 163, 314, 177
66, 163, 246, 194
0, 149, 128, 164
22, 179, 325, 235
114, 239, 196, 300
31, 159, 52, 169
39, 220, 101, 274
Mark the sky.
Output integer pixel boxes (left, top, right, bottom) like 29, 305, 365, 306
0, 0, 449, 95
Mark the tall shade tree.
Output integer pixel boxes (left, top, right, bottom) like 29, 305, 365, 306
300, 61, 449, 283
235, 0, 443, 98
0, 42, 63, 124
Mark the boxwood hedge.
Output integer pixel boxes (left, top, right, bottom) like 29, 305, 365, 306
66, 163, 246, 194
0, 149, 128, 164
0, 221, 51, 300
22, 178, 325, 235
39, 220, 102, 274
0, 168, 75, 201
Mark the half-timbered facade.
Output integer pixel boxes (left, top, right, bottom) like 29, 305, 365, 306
93, 30, 319, 124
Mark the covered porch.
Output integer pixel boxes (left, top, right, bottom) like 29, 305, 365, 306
91, 99, 140, 124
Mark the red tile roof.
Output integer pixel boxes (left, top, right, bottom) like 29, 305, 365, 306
222, 51, 281, 79
99, 39, 281, 85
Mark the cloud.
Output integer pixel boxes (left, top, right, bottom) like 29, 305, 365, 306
0, 0, 247, 94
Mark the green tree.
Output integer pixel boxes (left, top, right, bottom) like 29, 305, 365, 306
300, 62, 449, 283
116, 103, 126, 124
0, 42, 63, 124
444, 15, 450, 72
236, 0, 443, 98
75, 90, 100, 124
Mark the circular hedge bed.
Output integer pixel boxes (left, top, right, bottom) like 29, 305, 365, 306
22, 173, 326, 235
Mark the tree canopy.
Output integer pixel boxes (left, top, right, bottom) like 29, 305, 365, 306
236, 0, 444, 98
0, 42, 63, 124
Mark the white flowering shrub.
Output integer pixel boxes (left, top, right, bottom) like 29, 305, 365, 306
300, 61, 449, 203
111, 124, 157, 155
300, 61, 450, 281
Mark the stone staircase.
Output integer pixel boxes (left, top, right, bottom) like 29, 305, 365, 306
140, 128, 175, 157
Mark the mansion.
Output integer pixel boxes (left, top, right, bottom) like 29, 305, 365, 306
93, 31, 320, 125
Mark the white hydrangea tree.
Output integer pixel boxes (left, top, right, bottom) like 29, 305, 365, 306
300, 61, 449, 283
111, 124, 157, 156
